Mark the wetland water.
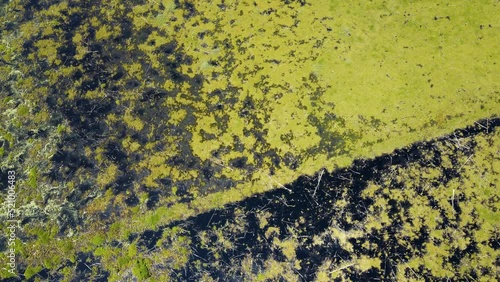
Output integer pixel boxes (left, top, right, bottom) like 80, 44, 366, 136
0, 0, 499, 280
57, 117, 498, 281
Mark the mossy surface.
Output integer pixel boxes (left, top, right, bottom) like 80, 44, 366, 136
22, 119, 496, 281
0, 0, 498, 280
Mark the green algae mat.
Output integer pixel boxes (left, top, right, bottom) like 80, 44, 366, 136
0, 0, 498, 280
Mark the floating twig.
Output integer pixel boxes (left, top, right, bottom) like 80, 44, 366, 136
312, 169, 325, 197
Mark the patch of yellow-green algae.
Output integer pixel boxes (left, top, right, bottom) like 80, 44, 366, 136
124, 125, 499, 281
123, 0, 499, 233
0, 0, 499, 280
192, 125, 500, 281
342, 128, 499, 281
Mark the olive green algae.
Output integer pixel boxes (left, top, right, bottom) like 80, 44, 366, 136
0, 0, 499, 280
93, 121, 500, 280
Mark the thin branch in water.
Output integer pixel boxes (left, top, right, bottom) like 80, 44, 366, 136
329, 262, 355, 274
312, 169, 325, 198
268, 175, 292, 193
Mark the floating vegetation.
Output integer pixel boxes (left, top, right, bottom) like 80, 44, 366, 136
5, 118, 498, 280
0, 0, 498, 280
